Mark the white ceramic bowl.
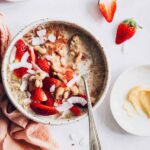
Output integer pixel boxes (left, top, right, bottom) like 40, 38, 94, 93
2, 19, 110, 125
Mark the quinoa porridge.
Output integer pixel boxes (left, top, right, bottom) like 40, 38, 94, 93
7, 22, 108, 119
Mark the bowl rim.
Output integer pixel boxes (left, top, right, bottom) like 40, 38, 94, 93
1, 18, 110, 125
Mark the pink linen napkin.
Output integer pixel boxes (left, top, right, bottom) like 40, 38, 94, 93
0, 13, 59, 150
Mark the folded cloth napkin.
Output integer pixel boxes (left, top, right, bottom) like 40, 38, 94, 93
0, 13, 59, 150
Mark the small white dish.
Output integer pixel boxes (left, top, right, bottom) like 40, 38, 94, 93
110, 65, 150, 136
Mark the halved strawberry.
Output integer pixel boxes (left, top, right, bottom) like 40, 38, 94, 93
44, 92, 54, 107
13, 67, 28, 79
31, 88, 47, 101
65, 69, 74, 81
43, 77, 66, 91
70, 106, 81, 116
36, 58, 51, 73
15, 39, 27, 61
30, 102, 58, 116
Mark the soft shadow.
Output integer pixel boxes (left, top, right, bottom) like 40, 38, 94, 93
0, 0, 14, 3
0, 0, 5, 2
96, 75, 128, 135
0, 0, 27, 3
86, 0, 103, 23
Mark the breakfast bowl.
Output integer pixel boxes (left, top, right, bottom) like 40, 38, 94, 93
2, 19, 110, 125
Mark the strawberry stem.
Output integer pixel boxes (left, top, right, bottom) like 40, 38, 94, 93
123, 18, 142, 29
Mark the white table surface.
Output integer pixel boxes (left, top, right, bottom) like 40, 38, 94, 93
1, 0, 150, 149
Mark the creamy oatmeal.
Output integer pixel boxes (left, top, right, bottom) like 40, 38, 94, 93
7, 22, 107, 119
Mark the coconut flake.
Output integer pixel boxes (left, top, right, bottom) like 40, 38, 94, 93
20, 74, 30, 92
50, 85, 56, 93
66, 75, 81, 87
56, 102, 73, 112
27, 69, 36, 75
23, 98, 31, 105
37, 29, 46, 37
32, 37, 44, 46
9, 62, 32, 71
67, 96, 87, 106
20, 79, 28, 91
48, 34, 56, 43
10, 47, 16, 64
45, 54, 53, 61
21, 51, 29, 62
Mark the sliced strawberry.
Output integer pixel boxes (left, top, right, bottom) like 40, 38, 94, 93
31, 88, 47, 101
15, 39, 27, 61
44, 92, 54, 107
70, 106, 81, 116
70, 94, 87, 108
98, 0, 117, 23
65, 69, 74, 81
43, 77, 66, 91
45, 99, 54, 107
49, 78, 66, 87
36, 58, 51, 73
30, 102, 58, 116
43, 77, 53, 91
13, 67, 28, 79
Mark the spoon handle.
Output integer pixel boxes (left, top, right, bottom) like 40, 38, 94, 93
82, 76, 101, 150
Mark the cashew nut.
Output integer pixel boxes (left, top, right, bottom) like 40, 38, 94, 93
71, 85, 79, 95
35, 71, 47, 80
53, 72, 67, 83
35, 79, 43, 88
63, 90, 70, 99
55, 87, 65, 99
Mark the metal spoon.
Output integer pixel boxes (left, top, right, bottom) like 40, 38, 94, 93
82, 75, 101, 150
69, 34, 101, 149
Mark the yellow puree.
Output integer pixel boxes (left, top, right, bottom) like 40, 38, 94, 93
127, 86, 150, 118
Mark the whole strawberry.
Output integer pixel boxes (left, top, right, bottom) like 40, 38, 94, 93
115, 18, 142, 44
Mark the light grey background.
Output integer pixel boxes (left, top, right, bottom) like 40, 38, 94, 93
1, 0, 150, 149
